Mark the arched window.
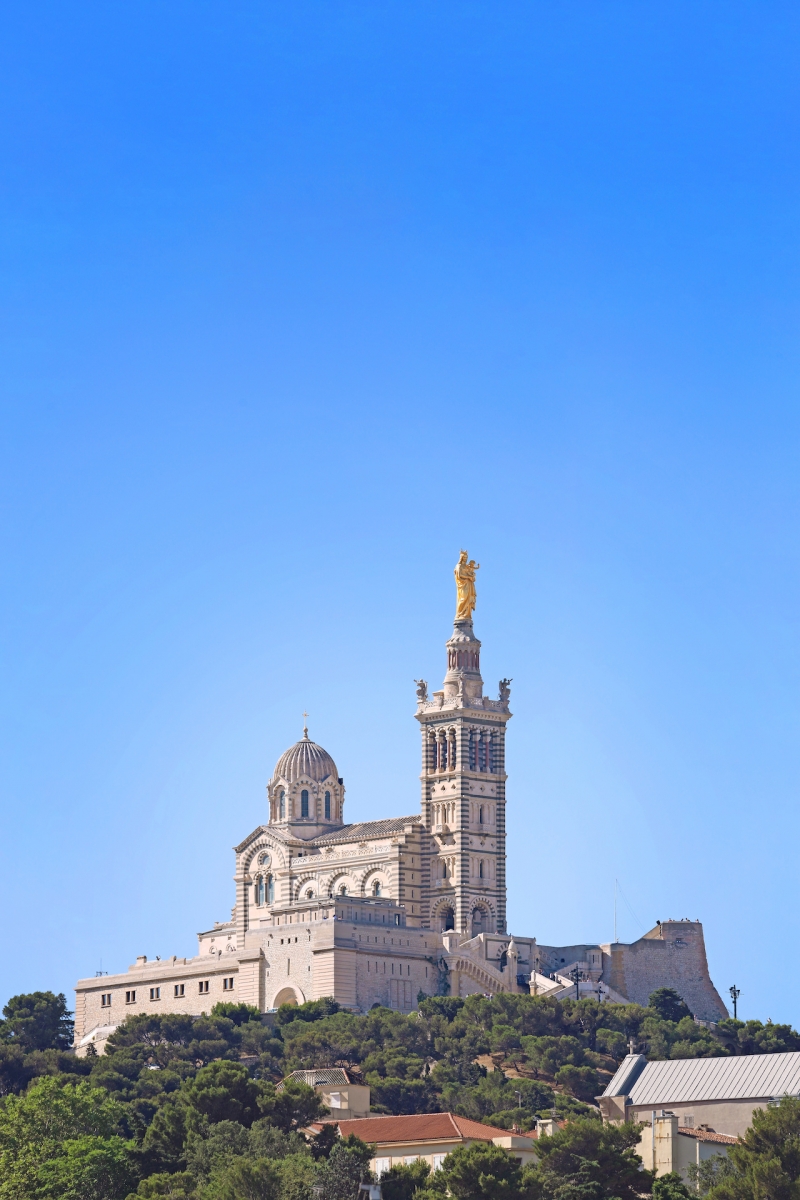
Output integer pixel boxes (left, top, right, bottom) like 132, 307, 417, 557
278, 791, 285, 819
256, 876, 265, 905
479, 860, 484, 879
339, 884, 348, 896
372, 880, 381, 897
301, 789, 309, 818
479, 805, 484, 824
266, 875, 275, 904
472, 908, 484, 936
441, 859, 448, 878
324, 791, 331, 819
430, 734, 438, 771
441, 907, 455, 932
306, 889, 314, 899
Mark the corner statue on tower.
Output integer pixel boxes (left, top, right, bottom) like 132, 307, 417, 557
454, 550, 479, 621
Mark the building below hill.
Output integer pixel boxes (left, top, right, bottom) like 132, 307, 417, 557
309, 1112, 537, 1175
74, 559, 728, 1053
601, 1050, 800, 1137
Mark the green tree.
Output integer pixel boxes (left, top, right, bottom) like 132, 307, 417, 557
128, 1172, 198, 1197
686, 1154, 735, 1195
275, 997, 341, 1026
0, 992, 74, 1051
209, 1003, 262, 1026
36, 1134, 138, 1200
703, 1095, 800, 1200
184, 1120, 250, 1181
182, 1061, 261, 1127
315, 1134, 375, 1200
652, 1171, 693, 1200
258, 1078, 329, 1132
199, 1156, 281, 1200
648, 990, 691, 1024
0, 1076, 136, 1200
417, 1141, 524, 1199
523, 1115, 649, 1200
554, 1065, 601, 1104
380, 1157, 432, 1200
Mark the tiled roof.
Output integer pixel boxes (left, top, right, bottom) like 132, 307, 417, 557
605, 1052, 800, 1106
678, 1129, 739, 1145
332, 1112, 532, 1145
314, 817, 422, 845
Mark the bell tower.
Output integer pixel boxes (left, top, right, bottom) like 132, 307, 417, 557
415, 556, 512, 936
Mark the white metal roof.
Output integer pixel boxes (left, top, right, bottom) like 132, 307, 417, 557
604, 1051, 800, 1106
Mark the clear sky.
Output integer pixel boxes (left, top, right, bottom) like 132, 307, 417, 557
1, 2, 799, 1025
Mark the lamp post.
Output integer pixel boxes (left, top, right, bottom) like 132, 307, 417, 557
729, 985, 741, 1020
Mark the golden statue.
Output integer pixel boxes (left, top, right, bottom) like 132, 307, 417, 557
454, 550, 479, 621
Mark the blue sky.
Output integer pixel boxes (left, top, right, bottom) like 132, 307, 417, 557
1, 2, 799, 1024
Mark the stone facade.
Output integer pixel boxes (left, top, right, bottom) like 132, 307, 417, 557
74, 596, 727, 1052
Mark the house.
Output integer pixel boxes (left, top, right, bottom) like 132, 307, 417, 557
638, 1113, 737, 1180
314, 1112, 537, 1175
279, 1068, 370, 1121
600, 1051, 800, 1139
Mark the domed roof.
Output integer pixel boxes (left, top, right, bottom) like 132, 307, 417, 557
272, 729, 338, 784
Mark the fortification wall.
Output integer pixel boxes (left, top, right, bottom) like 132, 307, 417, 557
601, 921, 728, 1021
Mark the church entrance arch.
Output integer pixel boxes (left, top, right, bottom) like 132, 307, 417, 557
270, 985, 306, 1008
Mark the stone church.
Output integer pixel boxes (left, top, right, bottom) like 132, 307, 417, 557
74, 558, 728, 1052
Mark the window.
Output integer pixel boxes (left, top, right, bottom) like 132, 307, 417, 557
301, 789, 309, 818
174, 984, 184, 997
198, 981, 209, 994
223, 977, 234, 991
150, 988, 160, 1001
278, 790, 285, 818
479, 804, 484, 824
433, 1155, 447, 1171
324, 790, 331, 819
257, 876, 265, 905
404, 1156, 419, 1165
267, 874, 275, 903
125, 990, 136, 1004
479, 860, 484, 879
339, 884, 347, 895
101, 993, 111, 1007
372, 881, 381, 897
375, 1158, 391, 1177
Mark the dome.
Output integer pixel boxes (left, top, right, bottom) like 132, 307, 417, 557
272, 731, 338, 784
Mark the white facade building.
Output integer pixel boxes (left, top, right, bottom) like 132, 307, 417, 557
74, 576, 727, 1052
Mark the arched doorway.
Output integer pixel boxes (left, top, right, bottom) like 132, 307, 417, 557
440, 906, 455, 932
271, 986, 305, 1008
471, 908, 485, 937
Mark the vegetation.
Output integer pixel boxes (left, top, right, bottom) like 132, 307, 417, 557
0, 986, 796, 1198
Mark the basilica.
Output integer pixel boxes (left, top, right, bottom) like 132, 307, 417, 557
74, 558, 728, 1053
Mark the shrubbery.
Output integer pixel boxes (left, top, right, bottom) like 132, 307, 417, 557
0, 986, 797, 1198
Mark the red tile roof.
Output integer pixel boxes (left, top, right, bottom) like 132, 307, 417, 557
332, 1112, 533, 1145
678, 1128, 739, 1145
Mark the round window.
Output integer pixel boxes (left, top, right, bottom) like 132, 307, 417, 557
259, 852, 271, 866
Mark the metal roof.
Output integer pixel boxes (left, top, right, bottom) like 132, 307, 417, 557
603, 1052, 800, 1106
280, 1068, 355, 1089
